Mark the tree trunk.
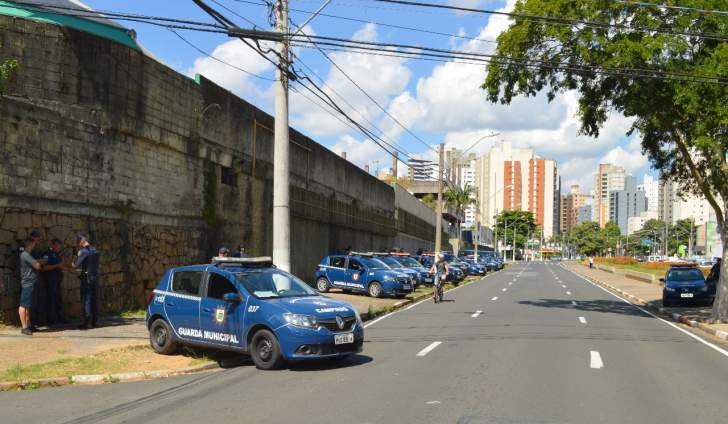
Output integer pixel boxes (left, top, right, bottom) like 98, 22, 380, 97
711, 205, 728, 322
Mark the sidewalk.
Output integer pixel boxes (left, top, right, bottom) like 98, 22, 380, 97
565, 262, 728, 342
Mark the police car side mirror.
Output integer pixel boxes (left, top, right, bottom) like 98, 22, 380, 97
223, 292, 242, 303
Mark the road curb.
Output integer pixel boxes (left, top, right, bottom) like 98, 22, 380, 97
567, 265, 728, 343
0, 361, 220, 392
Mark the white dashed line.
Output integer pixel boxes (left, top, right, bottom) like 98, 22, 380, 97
502, 288, 507, 292
417, 341, 442, 357
491, 296, 499, 301
426, 401, 441, 405
508, 282, 512, 286
471, 310, 483, 318
590, 351, 604, 369
561, 285, 567, 288
579, 316, 587, 324
571, 300, 578, 306
566, 291, 572, 295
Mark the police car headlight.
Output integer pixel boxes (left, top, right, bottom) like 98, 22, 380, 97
353, 308, 363, 326
283, 313, 318, 328
665, 287, 676, 292
383, 275, 395, 281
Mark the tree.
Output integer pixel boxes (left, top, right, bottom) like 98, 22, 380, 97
0, 56, 17, 95
421, 193, 437, 210
570, 222, 604, 256
444, 184, 477, 240
483, 1, 728, 321
602, 221, 621, 256
495, 210, 537, 258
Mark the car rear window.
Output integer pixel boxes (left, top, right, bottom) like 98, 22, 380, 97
667, 268, 704, 282
171, 271, 203, 296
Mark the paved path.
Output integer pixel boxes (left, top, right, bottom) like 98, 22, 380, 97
3, 263, 728, 424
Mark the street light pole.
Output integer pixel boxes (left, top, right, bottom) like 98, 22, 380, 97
435, 143, 444, 253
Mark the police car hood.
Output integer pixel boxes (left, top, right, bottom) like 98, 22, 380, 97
370, 269, 409, 279
268, 296, 357, 318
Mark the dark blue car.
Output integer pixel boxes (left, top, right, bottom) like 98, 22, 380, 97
417, 255, 465, 283
146, 257, 363, 370
661, 265, 711, 307
315, 254, 413, 298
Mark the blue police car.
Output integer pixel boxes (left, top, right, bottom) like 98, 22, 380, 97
315, 254, 413, 298
389, 253, 433, 284
661, 264, 711, 307
146, 257, 364, 370
371, 253, 421, 286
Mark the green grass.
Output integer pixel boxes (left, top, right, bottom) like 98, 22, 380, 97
119, 308, 147, 319
1, 357, 110, 381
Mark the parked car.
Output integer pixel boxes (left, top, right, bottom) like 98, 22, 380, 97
146, 256, 363, 370
661, 264, 712, 307
315, 254, 413, 298
417, 254, 465, 283
462, 258, 487, 275
371, 253, 421, 287
388, 253, 433, 284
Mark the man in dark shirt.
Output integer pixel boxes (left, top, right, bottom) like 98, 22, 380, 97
19, 238, 44, 335
233, 243, 248, 258
73, 235, 100, 329
42, 239, 67, 325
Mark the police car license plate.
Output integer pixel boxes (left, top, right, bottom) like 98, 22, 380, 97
334, 333, 354, 345
402, 284, 411, 290
681, 293, 694, 298
424, 277, 433, 283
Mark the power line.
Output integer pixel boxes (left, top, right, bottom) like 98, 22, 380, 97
283, 32, 728, 84
612, 1, 728, 15
289, 18, 439, 154
231, 0, 498, 45
370, 0, 728, 42
210, 0, 262, 28
169, 29, 277, 81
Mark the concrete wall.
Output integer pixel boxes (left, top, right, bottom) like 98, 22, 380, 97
0, 15, 430, 323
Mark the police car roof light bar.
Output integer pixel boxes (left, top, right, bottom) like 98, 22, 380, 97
211, 256, 274, 268
348, 251, 374, 257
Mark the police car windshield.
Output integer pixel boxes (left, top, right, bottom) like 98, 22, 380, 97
377, 256, 403, 268
360, 257, 388, 269
397, 257, 423, 267
236, 270, 318, 298
667, 268, 704, 282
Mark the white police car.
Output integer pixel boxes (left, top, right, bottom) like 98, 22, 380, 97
146, 257, 364, 370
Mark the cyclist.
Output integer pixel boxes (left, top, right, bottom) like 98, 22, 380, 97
429, 253, 449, 303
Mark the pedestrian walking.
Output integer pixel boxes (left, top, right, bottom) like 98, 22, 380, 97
588, 256, 594, 269
18, 238, 45, 335
73, 235, 100, 330
42, 239, 67, 325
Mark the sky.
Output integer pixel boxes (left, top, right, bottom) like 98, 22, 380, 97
81, 0, 656, 192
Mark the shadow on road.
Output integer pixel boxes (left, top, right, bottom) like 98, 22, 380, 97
288, 354, 373, 372
518, 298, 650, 318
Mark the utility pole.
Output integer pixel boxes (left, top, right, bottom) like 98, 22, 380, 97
435, 143, 444, 253
273, 0, 291, 271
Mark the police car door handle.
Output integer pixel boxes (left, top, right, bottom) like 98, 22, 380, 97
203, 307, 212, 313
166, 301, 175, 307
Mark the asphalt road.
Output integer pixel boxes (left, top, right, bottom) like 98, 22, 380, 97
3, 262, 728, 424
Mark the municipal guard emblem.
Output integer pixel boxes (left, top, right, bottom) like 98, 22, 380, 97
215, 308, 225, 323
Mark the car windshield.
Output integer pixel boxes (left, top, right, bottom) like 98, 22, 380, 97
360, 257, 388, 269
397, 257, 423, 267
377, 256, 403, 268
236, 270, 318, 299
667, 268, 704, 282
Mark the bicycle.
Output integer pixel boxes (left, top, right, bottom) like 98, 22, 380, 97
433, 273, 445, 303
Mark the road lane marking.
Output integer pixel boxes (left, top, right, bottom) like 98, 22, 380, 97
417, 341, 442, 357
426, 401, 441, 405
561, 284, 567, 288
491, 296, 498, 301
571, 300, 578, 306
590, 351, 604, 369
566, 291, 572, 295
471, 310, 483, 318
502, 288, 507, 292
508, 282, 512, 286
566, 267, 728, 358
579, 317, 587, 324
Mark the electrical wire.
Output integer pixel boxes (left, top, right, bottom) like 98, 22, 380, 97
612, 0, 728, 15
370, 0, 728, 42
169, 29, 277, 81
289, 17, 439, 154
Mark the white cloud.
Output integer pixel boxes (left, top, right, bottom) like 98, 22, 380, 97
186, 38, 275, 106
331, 134, 393, 174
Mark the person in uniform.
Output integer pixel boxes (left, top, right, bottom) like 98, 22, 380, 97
218, 246, 230, 258
233, 243, 248, 258
73, 235, 100, 330
42, 239, 67, 325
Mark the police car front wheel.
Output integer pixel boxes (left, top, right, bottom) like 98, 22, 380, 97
368, 282, 383, 298
149, 319, 178, 355
250, 329, 285, 370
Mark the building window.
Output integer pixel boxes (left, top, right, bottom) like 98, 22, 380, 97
220, 166, 236, 187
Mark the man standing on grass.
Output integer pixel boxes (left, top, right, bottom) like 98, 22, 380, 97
19, 238, 45, 335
